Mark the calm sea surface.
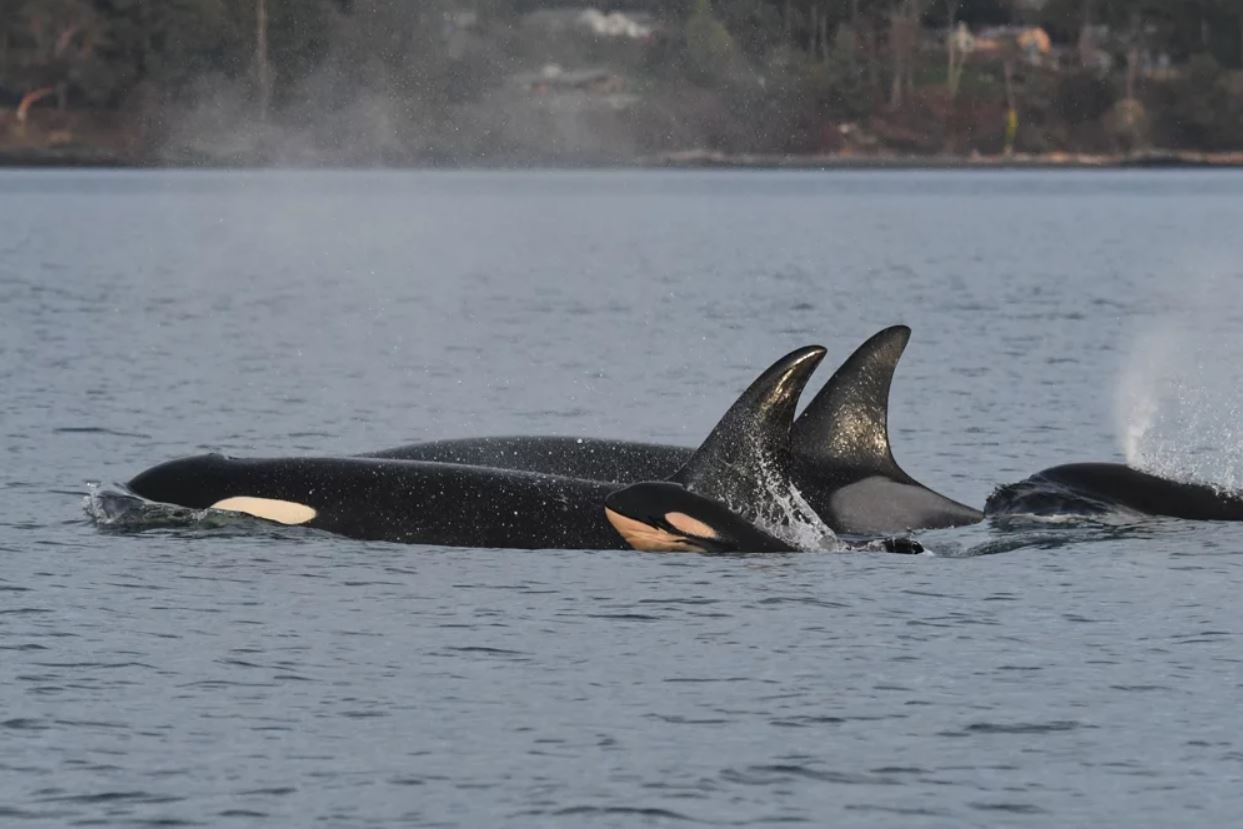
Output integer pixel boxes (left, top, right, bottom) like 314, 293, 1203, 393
4, 169, 1243, 827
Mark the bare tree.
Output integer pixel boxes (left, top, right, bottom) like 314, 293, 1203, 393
255, 0, 273, 122
1001, 37, 1017, 156
1078, 0, 1097, 69
889, 0, 924, 109
945, 0, 968, 99
848, 0, 860, 72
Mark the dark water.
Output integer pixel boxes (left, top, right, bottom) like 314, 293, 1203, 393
4, 169, 1243, 826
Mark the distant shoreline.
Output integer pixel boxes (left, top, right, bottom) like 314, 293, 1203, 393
3, 147, 1243, 171
643, 149, 1243, 170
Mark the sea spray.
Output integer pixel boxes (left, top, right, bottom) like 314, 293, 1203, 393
729, 451, 841, 552
1116, 286, 1243, 491
1115, 324, 1170, 471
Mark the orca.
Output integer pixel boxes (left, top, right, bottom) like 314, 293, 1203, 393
985, 462, 1243, 522
605, 481, 793, 553
127, 454, 625, 548
125, 346, 832, 550
605, 481, 925, 554
365, 327, 982, 534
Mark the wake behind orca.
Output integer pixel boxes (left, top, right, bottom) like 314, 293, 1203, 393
124, 346, 848, 551
985, 462, 1243, 522
366, 326, 982, 534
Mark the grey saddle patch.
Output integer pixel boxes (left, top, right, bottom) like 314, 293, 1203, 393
829, 476, 971, 535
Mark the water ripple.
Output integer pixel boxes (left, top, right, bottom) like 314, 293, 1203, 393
5, 169, 1243, 827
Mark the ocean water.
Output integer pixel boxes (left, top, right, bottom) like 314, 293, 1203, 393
3, 168, 1243, 826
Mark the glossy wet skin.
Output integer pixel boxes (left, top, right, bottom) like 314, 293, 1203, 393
603, 507, 717, 553
371, 327, 982, 534
986, 462, 1243, 521
127, 453, 627, 549
124, 347, 831, 551
604, 483, 928, 555
604, 482, 794, 553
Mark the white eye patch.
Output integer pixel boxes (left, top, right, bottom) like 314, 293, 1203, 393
605, 508, 708, 553
211, 497, 317, 525
663, 511, 720, 540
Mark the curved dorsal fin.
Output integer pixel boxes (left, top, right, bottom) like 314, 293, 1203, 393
674, 345, 826, 489
790, 325, 909, 474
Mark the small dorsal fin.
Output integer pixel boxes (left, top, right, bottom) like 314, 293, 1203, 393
674, 345, 826, 490
790, 325, 909, 475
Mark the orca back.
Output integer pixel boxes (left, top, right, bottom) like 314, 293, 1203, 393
989, 462, 1243, 522
362, 436, 688, 482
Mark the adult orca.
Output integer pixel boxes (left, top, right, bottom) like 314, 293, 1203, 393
128, 455, 625, 548
365, 327, 982, 534
605, 482, 924, 554
125, 346, 832, 550
985, 462, 1243, 521
782, 326, 981, 534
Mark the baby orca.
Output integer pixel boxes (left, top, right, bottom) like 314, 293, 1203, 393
605, 482, 925, 555
605, 482, 794, 553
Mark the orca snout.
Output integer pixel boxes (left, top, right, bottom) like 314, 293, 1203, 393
127, 453, 233, 509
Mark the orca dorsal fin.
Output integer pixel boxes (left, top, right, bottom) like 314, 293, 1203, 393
673, 345, 826, 490
790, 325, 910, 476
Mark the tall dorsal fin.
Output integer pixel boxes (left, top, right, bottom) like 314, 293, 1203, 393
673, 345, 826, 490
790, 325, 910, 474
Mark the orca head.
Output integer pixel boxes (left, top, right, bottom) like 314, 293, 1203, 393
128, 453, 234, 508
671, 345, 829, 542
605, 482, 793, 553
127, 453, 318, 526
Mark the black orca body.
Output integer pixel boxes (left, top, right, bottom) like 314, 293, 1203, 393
364, 436, 684, 482
985, 462, 1243, 522
604, 482, 925, 554
126, 346, 832, 550
129, 454, 623, 548
368, 327, 982, 534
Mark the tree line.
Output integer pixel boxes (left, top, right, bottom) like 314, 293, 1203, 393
1, 1, 1241, 160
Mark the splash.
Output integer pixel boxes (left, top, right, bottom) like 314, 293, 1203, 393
1115, 274, 1243, 490
737, 452, 841, 552
84, 485, 260, 531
